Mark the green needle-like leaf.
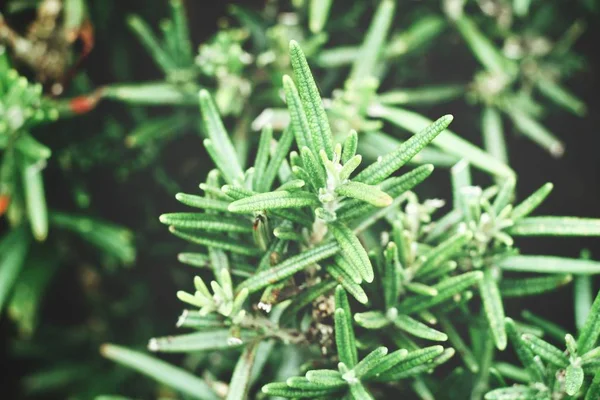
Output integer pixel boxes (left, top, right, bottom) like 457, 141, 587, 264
289, 40, 334, 159
342, 131, 358, 164
305, 369, 346, 388
439, 315, 479, 373
393, 315, 448, 342
498, 255, 600, 275
454, 15, 516, 75
383, 242, 400, 310
284, 377, 323, 390
521, 334, 569, 367
479, 268, 507, 350
199, 90, 244, 184
333, 255, 363, 285
328, 263, 368, 304
354, 311, 390, 330
349, 0, 395, 82
226, 341, 260, 400
223, 185, 311, 227
262, 381, 340, 397
507, 108, 564, 157
16, 134, 51, 160
484, 386, 539, 400
103, 82, 196, 105
339, 165, 434, 222
124, 114, 189, 148
253, 125, 273, 192
349, 382, 375, 400
159, 213, 251, 233
355, 114, 453, 184
398, 271, 483, 314
169, 228, 261, 256
378, 85, 464, 106
359, 131, 459, 167
505, 318, 545, 382
21, 159, 48, 241
260, 128, 295, 192
335, 181, 392, 207
521, 311, 568, 343
127, 16, 175, 73
586, 371, 600, 400
237, 242, 339, 293
275, 179, 305, 192
375, 346, 445, 381
315, 15, 444, 66
418, 260, 459, 283
416, 231, 472, 277
372, 106, 514, 177
575, 276, 593, 331
175, 193, 231, 211
309, 0, 333, 33
148, 329, 254, 353
335, 286, 358, 367
405, 282, 438, 297
338, 154, 362, 182
176, 312, 227, 330
511, 183, 554, 221
49, 212, 135, 264
300, 146, 326, 190
220, 185, 254, 200
283, 75, 312, 151
499, 274, 572, 297
537, 77, 587, 116
169, 0, 193, 64
7, 250, 58, 336
228, 191, 319, 213
101, 344, 219, 400
509, 217, 600, 237
353, 347, 389, 378
566, 364, 584, 396
0, 227, 30, 313
360, 348, 409, 379
451, 160, 472, 212
482, 106, 508, 164
578, 290, 600, 355
330, 222, 374, 283
493, 176, 516, 215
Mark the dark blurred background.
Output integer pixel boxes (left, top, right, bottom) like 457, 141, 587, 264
0, 0, 599, 398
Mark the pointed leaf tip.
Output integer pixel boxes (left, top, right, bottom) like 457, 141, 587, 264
199, 89, 211, 101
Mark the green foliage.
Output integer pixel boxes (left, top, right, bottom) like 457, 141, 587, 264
486, 296, 600, 399
102, 36, 600, 399
0, 46, 135, 333
1, 0, 598, 399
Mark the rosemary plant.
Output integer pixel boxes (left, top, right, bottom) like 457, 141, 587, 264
100, 41, 600, 400
1, 1, 598, 399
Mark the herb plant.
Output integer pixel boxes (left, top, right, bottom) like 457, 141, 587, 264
1, 1, 599, 399
101, 41, 600, 399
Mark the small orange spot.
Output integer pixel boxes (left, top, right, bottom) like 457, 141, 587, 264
69, 95, 98, 114
0, 195, 10, 216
